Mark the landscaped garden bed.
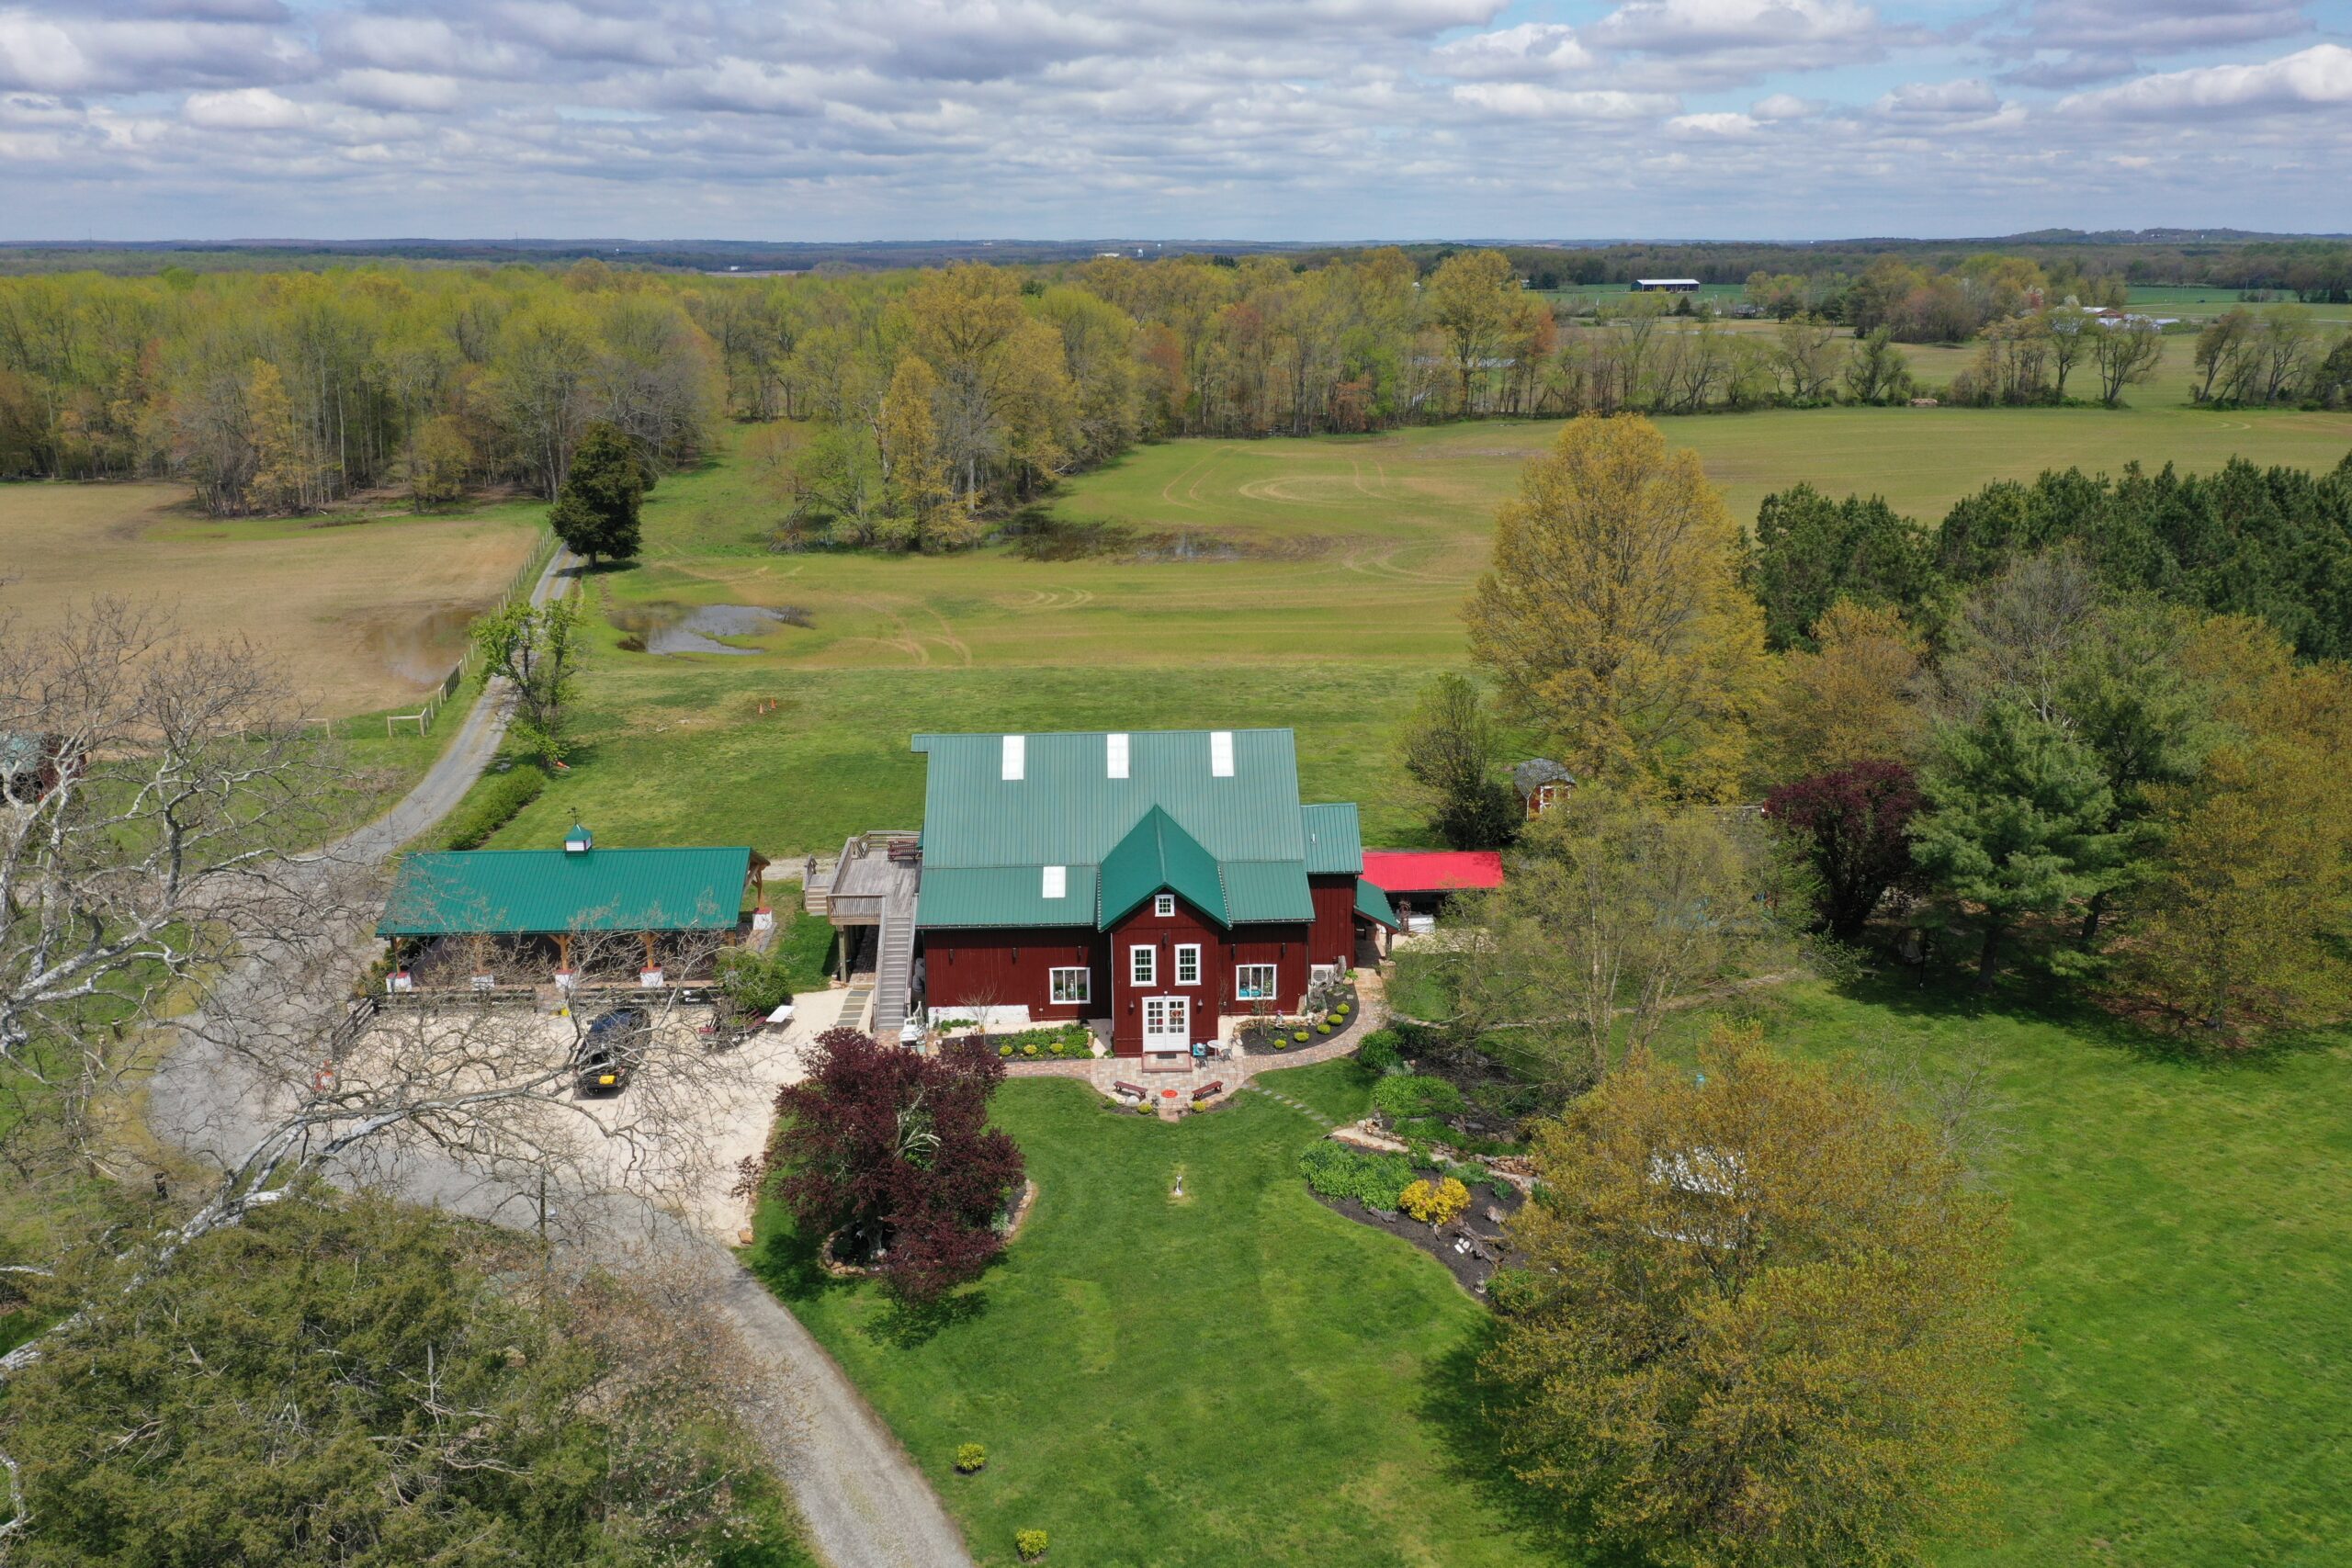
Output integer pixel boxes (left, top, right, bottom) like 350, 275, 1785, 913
948, 1022, 1098, 1062
1296, 1140, 1526, 1295
1233, 975, 1364, 1055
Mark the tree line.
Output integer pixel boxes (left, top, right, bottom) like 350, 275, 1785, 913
1403, 419, 2352, 1042
0, 263, 723, 513
19, 248, 2312, 537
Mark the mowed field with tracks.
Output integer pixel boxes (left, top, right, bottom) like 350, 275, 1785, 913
472, 399, 2352, 860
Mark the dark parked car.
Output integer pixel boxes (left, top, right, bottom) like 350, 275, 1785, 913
574, 1008, 649, 1097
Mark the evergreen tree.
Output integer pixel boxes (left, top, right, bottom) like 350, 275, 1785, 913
548, 421, 644, 566
1747, 482, 1939, 651
1911, 700, 2126, 987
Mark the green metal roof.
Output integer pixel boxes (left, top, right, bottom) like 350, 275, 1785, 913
913, 865, 1100, 930
1353, 876, 1400, 930
1222, 861, 1316, 922
912, 730, 1306, 868
1300, 803, 1363, 875
910, 729, 1341, 931
1098, 807, 1228, 928
379, 847, 752, 937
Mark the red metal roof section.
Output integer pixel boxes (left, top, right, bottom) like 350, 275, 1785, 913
1362, 850, 1504, 894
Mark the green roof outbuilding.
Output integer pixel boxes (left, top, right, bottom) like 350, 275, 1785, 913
378, 846, 753, 938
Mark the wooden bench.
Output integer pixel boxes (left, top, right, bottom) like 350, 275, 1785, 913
1192, 1080, 1225, 1101
1113, 1080, 1148, 1100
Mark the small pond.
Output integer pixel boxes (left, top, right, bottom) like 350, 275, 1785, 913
611, 602, 809, 655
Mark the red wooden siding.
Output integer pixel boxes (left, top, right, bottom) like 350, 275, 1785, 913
924, 927, 1103, 1022
924, 896, 1323, 1057
1307, 874, 1358, 972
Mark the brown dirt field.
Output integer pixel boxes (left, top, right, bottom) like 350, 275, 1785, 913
0, 481, 541, 716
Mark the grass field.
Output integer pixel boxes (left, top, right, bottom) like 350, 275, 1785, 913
746, 1060, 1560, 1568
0, 481, 545, 716
2126, 284, 2352, 323
1640, 980, 2352, 1567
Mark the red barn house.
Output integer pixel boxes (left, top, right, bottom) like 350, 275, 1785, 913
910, 729, 1397, 1065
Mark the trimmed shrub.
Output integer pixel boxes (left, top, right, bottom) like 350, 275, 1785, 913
1400, 1176, 1472, 1226
955, 1442, 987, 1473
1317, 1022, 1333, 1035
999, 1044, 1012, 1058
435, 766, 543, 851
1022, 1043, 1039, 1057
1293, 1030, 1309, 1043
1356, 1031, 1407, 1077
1297, 1144, 1417, 1210
1016, 1529, 1049, 1562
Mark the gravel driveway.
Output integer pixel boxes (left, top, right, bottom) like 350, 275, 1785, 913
145, 547, 974, 1568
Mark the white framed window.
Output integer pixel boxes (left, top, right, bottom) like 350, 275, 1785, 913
1129, 945, 1157, 987
1049, 967, 1090, 1005
1174, 944, 1201, 986
1154, 893, 1176, 918
1235, 964, 1278, 1001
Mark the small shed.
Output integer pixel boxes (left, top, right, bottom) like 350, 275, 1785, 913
1511, 759, 1574, 818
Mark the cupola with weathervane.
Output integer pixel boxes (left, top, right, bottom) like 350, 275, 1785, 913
564, 823, 594, 854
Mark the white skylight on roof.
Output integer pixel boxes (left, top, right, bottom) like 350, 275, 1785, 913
1001, 734, 1024, 780
1042, 864, 1067, 898
1210, 730, 1234, 777
1106, 732, 1128, 779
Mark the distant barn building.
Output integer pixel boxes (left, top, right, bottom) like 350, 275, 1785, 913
1631, 277, 1701, 294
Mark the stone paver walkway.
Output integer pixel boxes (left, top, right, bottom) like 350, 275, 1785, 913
995, 968, 1392, 1116
1239, 1081, 1337, 1127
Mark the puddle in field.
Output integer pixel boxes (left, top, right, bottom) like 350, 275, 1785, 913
356, 604, 482, 685
610, 602, 810, 655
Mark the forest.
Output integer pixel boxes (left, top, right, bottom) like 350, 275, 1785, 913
3, 245, 2348, 541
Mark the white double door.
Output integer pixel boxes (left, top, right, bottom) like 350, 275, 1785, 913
1142, 995, 1191, 1052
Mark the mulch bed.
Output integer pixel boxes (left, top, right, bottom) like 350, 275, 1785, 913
1309, 1171, 1527, 1297
1236, 985, 1367, 1055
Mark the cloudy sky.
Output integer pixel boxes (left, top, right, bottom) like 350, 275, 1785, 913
2, 0, 2347, 241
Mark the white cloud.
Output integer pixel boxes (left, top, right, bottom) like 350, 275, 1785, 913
1876, 76, 2000, 117
332, 68, 463, 113
1668, 109, 1757, 134
183, 85, 305, 129
1749, 90, 1816, 118
2060, 43, 2352, 118
1430, 22, 1593, 80
1451, 81, 1679, 118
2008, 0, 2312, 55
1594, 0, 1882, 57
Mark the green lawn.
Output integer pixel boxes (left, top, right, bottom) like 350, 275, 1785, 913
1733, 982, 2352, 1568
745, 1062, 1567, 1568
750, 979, 2352, 1567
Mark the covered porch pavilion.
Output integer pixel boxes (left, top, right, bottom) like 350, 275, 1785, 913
377, 833, 767, 991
